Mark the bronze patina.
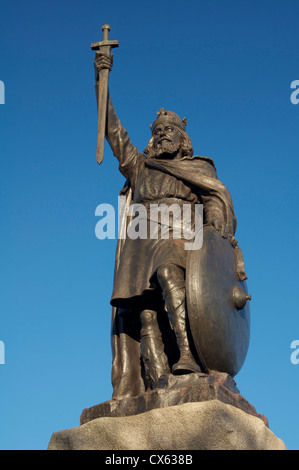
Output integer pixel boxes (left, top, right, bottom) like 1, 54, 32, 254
91, 25, 119, 164
92, 26, 251, 401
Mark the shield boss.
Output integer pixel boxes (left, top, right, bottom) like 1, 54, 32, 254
186, 225, 250, 377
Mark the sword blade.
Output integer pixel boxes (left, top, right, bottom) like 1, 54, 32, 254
96, 66, 109, 164
91, 25, 118, 165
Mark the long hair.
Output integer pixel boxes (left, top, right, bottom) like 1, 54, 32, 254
144, 126, 194, 159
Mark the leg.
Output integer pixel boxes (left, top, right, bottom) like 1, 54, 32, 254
140, 308, 171, 389
157, 264, 201, 375
112, 308, 146, 400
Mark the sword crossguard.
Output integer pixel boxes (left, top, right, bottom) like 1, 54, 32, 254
91, 24, 119, 51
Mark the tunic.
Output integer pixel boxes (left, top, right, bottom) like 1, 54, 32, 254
112, 158, 201, 307
105, 98, 220, 309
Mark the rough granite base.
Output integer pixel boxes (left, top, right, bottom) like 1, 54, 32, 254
80, 371, 268, 427
48, 400, 286, 450
47, 372, 287, 450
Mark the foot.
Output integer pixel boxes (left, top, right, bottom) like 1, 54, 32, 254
172, 360, 202, 375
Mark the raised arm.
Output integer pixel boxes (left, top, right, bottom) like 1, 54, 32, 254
94, 52, 139, 180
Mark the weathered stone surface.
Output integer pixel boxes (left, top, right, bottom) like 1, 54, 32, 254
80, 372, 268, 427
48, 400, 286, 450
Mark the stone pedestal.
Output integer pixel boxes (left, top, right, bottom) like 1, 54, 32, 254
48, 400, 286, 450
48, 372, 286, 450
80, 372, 268, 426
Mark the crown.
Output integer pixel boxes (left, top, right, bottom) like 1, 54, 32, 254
150, 108, 187, 132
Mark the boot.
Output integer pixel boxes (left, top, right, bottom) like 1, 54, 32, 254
164, 285, 202, 375
140, 309, 171, 388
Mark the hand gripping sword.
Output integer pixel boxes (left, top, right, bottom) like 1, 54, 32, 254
91, 25, 119, 165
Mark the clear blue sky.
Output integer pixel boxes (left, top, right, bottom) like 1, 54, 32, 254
1, 0, 298, 450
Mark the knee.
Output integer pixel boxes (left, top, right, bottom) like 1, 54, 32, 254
157, 264, 183, 286
140, 309, 157, 329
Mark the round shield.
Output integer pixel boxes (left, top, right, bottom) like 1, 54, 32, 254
186, 225, 250, 377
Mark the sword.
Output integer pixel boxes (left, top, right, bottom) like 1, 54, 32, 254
91, 24, 119, 165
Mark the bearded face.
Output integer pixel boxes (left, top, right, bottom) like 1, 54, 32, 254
144, 120, 194, 160
152, 123, 182, 159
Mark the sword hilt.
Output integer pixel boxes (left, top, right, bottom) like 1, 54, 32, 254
102, 24, 110, 41
91, 24, 119, 52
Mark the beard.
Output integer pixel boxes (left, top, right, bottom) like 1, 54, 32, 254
153, 139, 181, 159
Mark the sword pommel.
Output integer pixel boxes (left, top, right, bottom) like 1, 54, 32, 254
91, 24, 119, 51
102, 24, 111, 39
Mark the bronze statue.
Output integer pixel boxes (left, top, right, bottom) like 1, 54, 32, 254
92, 26, 251, 401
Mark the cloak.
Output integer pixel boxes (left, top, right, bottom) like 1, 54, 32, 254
110, 154, 247, 399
